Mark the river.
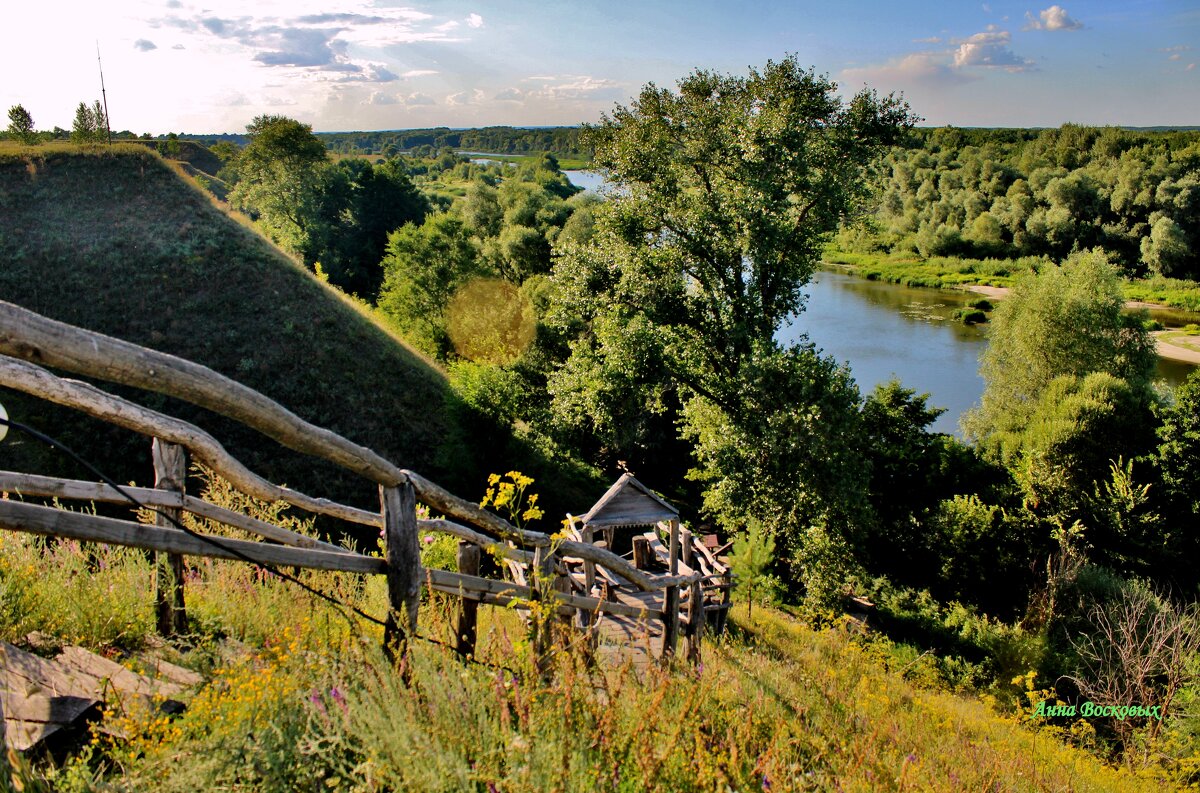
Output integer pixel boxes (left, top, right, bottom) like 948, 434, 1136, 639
782, 270, 1195, 435
559, 172, 1196, 437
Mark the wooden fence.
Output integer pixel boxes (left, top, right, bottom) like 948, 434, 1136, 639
0, 300, 712, 666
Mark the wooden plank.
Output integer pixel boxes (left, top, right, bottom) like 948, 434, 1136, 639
423, 568, 663, 621
153, 439, 188, 636
0, 300, 406, 488
0, 355, 381, 527
418, 518, 532, 564
454, 541, 480, 658
55, 646, 185, 699
2, 694, 98, 751
0, 499, 386, 575
406, 471, 699, 593
0, 470, 355, 554
381, 483, 420, 650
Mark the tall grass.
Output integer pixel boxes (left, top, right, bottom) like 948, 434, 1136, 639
2, 555, 1154, 789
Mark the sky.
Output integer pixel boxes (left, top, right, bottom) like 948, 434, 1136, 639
3, 1, 1198, 135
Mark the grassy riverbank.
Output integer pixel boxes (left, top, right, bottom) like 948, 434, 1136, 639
825, 249, 1200, 314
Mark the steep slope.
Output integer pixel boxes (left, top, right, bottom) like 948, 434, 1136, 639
0, 144, 594, 528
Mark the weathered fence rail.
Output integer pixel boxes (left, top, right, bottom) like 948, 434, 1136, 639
0, 299, 709, 668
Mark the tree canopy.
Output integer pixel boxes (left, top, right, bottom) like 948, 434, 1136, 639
964, 249, 1158, 444
553, 57, 915, 421
548, 58, 915, 592
6, 104, 36, 145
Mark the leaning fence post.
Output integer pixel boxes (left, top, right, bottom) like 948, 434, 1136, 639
381, 480, 420, 659
152, 438, 188, 636
454, 540, 480, 658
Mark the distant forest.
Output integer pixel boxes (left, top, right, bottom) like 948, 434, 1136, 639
845, 125, 1200, 279
316, 126, 587, 158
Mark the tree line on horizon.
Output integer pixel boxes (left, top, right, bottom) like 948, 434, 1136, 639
841, 124, 1200, 279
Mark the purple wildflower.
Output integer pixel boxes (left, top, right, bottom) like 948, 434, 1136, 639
762, 773, 771, 790
330, 686, 348, 714
308, 689, 326, 716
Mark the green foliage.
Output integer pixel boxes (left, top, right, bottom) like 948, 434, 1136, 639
951, 307, 988, 324
6, 104, 36, 145
682, 343, 870, 587
726, 518, 780, 620
1152, 370, 1200, 581
70, 100, 106, 144
228, 114, 329, 255
988, 373, 1156, 529
1155, 367, 1200, 516
549, 59, 913, 600
965, 249, 1157, 443
853, 124, 1200, 278
378, 212, 483, 358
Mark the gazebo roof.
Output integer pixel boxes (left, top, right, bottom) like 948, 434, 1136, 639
580, 472, 679, 528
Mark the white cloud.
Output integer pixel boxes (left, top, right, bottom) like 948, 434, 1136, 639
134, 39, 158, 52
953, 29, 1036, 71
1024, 5, 1083, 31
401, 69, 438, 78
367, 91, 399, 105
445, 88, 485, 106
466, 13, 484, 29
405, 92, 435, 106
495, 87, 524, 101
843, 52, 975, 88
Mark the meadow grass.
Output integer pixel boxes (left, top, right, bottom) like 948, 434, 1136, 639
826, 248, 1200, 313
0, 480, 1163, 791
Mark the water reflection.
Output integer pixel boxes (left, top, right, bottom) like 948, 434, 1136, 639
782, 270, 1194, 436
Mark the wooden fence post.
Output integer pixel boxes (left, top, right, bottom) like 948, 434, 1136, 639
1, 674, 8, 761
381, 481, 420, 659
454, 540, 480, 658
662, 518, 681, 660
152, 438, 188, 636
686, 577, 704, 664
531, 544, 556, 675
632, 536, 653, 570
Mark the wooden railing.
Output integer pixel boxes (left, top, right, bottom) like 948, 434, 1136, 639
0, 300, 706, 664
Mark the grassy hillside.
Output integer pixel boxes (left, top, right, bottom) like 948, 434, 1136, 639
0, 510, 1156, 791
0, 143, 597, 533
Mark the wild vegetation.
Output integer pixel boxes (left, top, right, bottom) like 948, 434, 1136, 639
0, 476, 1158, 791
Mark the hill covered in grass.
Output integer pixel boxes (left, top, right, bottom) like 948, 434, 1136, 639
0, 514, 1153, 791
0, 143, 597, 532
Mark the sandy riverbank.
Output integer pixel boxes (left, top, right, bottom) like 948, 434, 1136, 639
957, 284, 1200, 365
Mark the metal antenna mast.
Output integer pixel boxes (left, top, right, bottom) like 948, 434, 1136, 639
96, 42, 112, 145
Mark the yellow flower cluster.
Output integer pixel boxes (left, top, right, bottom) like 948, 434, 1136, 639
478, 471, 544, 526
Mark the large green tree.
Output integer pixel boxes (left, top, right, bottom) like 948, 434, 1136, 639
552, 57, 913, 422
228, 115, 329, 255
964, 249, 1157, 445
548, 57, 914, 589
